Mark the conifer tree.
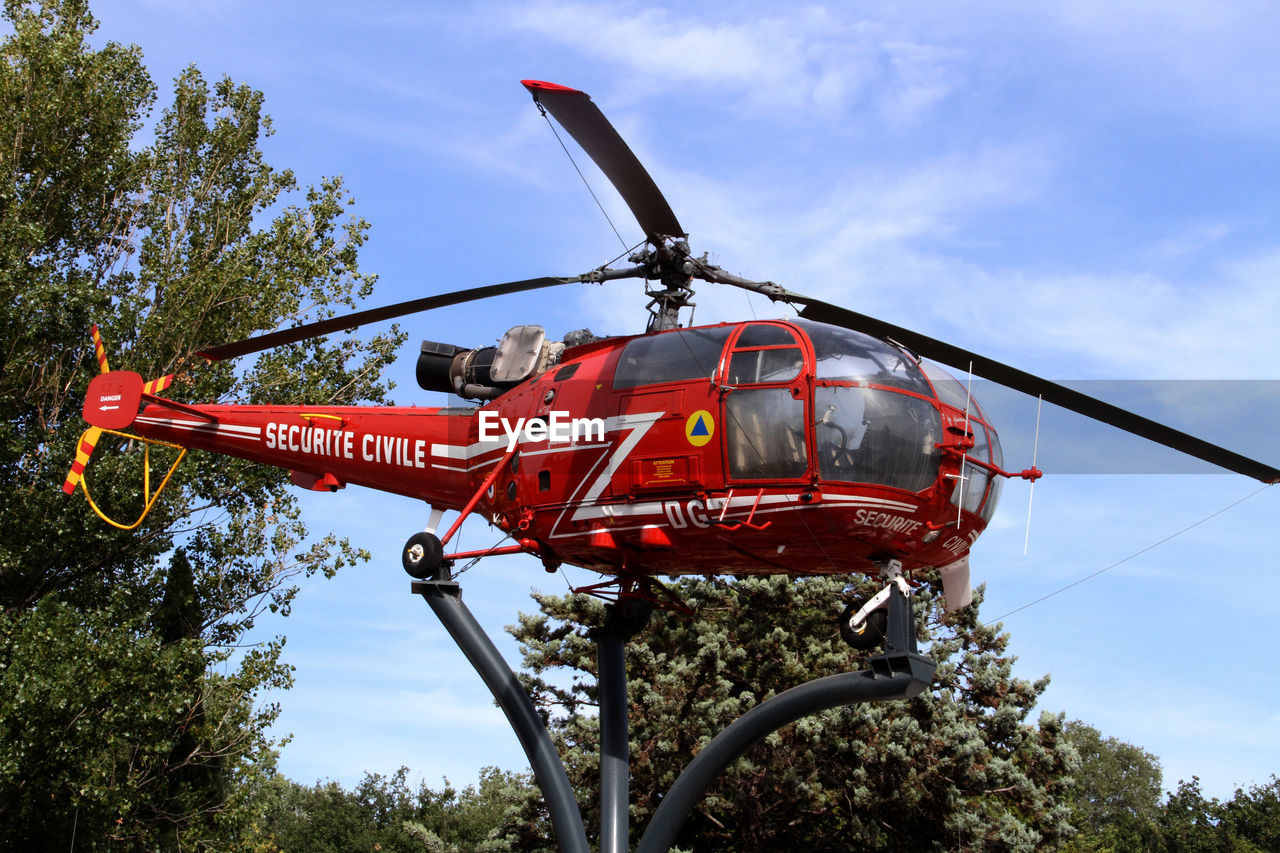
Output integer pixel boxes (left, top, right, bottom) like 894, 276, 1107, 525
511, 574, 1075, 851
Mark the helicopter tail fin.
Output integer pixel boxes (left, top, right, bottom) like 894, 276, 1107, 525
63, 323, 143, 495
82, 369, 145, 430
77, 323, 178, 431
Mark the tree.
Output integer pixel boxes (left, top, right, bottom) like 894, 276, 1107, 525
1151, 776, 1278, 853
1219, 776, 1280, 851
0, 0, 401, 846
511, 574, 1075, 851
1060, 720, 1163, 851
252, 766, 549, 852
1157, 777, 1235, 853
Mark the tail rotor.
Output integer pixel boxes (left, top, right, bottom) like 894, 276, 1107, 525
60, 327, 186, 528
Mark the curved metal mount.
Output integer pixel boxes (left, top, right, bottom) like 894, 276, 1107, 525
413, 577, 591, 853
412, 574, 934, 853
635, 659, 934, 853
70, 428, 188, 531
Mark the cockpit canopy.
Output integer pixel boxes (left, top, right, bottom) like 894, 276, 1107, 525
612, 320, 1003, 519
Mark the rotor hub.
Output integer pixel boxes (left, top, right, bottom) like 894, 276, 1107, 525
634, 240, 698, 332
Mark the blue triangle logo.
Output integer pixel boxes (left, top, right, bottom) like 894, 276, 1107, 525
690, 416, 710, 436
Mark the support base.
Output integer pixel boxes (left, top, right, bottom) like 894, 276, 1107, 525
413, 576, 935, 853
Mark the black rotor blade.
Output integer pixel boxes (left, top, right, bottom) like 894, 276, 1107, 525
797, 300, 1280, 484
523, 80, 685, 242
196, 276, 583, 362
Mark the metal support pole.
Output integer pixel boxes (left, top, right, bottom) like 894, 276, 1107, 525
414, 579, 589, 853
596, 614, 630, 853
413, 572, 931, 853
634, 662, 935, 853
592, 602, 651, 853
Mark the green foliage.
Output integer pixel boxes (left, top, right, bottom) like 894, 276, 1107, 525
1157, 777, 1230, 853
0, 591, 284, 846
0, 0, 403, 846
511, 574, 1075, 851
251, 766, 550, 852
1060, 719, 1164, 850
1145, 776, 1279, 853
1061, 750, 1280, 853
1218, 776, 1280, 851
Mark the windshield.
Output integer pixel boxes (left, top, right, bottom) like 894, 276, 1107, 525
813, 385, 941, 491
796, 321, 932, 395
920, 360, 986, 419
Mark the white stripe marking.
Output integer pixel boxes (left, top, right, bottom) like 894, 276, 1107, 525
136, 416, 261, 441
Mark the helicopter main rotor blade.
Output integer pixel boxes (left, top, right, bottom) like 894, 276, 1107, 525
699, 263, 1280, 482
195, 271, 639, 362
522, 80, 685, 243
796, 299, 1280, 483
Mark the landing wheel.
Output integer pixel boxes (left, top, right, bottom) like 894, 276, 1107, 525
402, 531, 446, 580
839, 602, 887, 651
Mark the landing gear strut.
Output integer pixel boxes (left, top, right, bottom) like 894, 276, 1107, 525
839, 560, 922, 660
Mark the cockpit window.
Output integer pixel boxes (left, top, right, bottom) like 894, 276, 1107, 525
920, 360, 985, 418
735, 324, 796, 348
983, 424, 1004, 522
728, 348, 803, 384
814, 386, 941, 491
723, 324, 808, 479
725, 388, 808, 479
727, 324, 803, 385
949, 421, 1003, 520
614, 327, 733, 389
796, 321, 931, 395
951, 423, 990, 514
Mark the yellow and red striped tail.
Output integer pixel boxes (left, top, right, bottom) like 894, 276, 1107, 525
90, 326, 173, 396
62, 426, 103, 495
91, 324, 109, 374
64, 325, 185, 496
142, 374, 174, 395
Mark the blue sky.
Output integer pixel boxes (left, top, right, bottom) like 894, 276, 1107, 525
85, 1, 1280, 800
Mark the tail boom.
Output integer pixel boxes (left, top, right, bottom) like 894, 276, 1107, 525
130, 403, 480, 508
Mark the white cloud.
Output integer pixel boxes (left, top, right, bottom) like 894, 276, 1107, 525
501, 2, 965, 123
1150, 222, 1233, 262
1008, 1, 1280, 132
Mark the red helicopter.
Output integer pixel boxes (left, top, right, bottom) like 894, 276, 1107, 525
63, 80, 1280, 647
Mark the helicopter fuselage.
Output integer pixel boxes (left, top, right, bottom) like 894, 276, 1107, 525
114, 318, 1007, 581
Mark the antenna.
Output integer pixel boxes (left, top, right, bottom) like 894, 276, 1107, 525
1023, 395, 1043, 555
956, 361, 975, 526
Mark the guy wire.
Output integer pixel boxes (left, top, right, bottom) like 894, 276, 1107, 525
993, 482, 1273, 621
